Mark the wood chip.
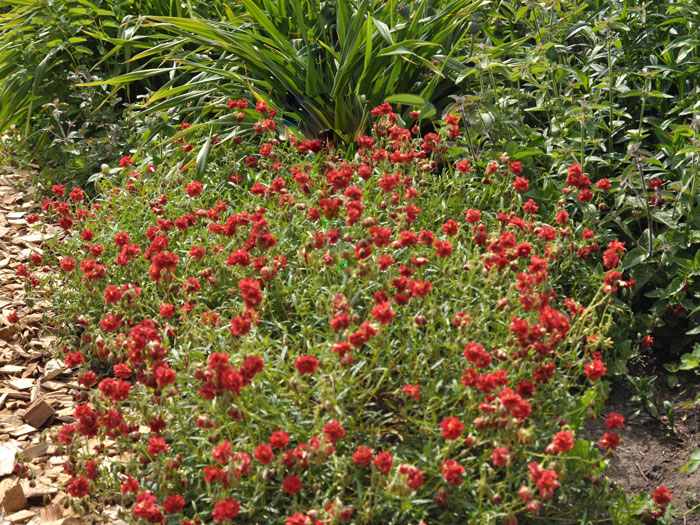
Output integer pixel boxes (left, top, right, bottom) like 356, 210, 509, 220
47, 456, 65, 466
0, 325, 18, 341
40, 504, 62, 522
2, 481, 27, 512
21, 479, 58, 500
39, 505, 63, 523
22, 400, 54, 429
40, 361, 64, 383
6, 379, 34, 391
21, 363, 38, 379
41, 518, 82, 525
0, 441, 18, 476
0, 390, 31, 401
5, 509, 35, 523
38, 381, 64, 392
0, 365, 25, 374
22, 441, 48, 461
9, 424, 36, 437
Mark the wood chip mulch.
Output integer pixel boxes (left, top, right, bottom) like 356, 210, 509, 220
0, 166, 83, 525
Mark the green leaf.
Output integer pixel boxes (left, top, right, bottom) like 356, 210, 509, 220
196, 131, 212, 179
624, 247, 649, 269
512, 148, 544, 159
418, 101, 435, 120
569, 439, 590, 460
372, 17, 393, 45
384, 94, 425, 106
77, 68, 169, 86
680, 449, 700, 473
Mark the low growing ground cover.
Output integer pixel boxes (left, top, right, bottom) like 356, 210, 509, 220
13, 105, 676, 523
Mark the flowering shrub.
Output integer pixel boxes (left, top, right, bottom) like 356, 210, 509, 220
23, 105, 670, 524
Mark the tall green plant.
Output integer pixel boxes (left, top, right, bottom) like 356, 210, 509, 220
85, 0, 483, 142
0, 0, 228, 136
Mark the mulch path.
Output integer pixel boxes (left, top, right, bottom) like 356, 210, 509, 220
0, 166, 82, 525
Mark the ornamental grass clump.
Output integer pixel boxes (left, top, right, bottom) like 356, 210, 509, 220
19, 104, 670, 524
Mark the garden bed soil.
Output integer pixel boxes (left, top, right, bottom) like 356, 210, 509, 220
589, 374, 700, 524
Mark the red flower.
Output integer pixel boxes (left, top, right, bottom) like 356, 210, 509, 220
154, 364, 176, 387
227, 249, 251, 267
121, 476, 139, 495
104, 285, 122, 304
439, 417, 464, 440
352, 445, 374, 466
119, 156, 133, 167
605, 413, 625, 430
254, 443, 275, 465
652, 485, 672, 506
455, 160, 472, 173
133, 491, 164, 523
163, 494, 185, 513
159, 303, 176, 319
603, 270, 624, 294
371, 301, 395, 325
465, 208, 481, 224
60, 257, 76, 272
402, 384, 421, 400
404, 466, 425, 490
238, 277, 263, 309
282, 475, 302, 495
286, 512, 311, 525
295, 355, 318, 375
323, 419, 345, 443
551, 430, 574, 453
598, 432, 620, 451
490, 446, 510, 467
578, 189, 593, 202
373, 451, 393, 474
513, 177, 529, 192
114, 363, 132, 378
522, 198, 539, 214
182, 277, 200, 294
67, 476, 90, 498
7, 311, 19, 324
211, 440, 232, 464
509, 161, 523, 175
212, 498, 240, 522
528, 462, 560, 499
584, 359, 606, 380
270, 431, 290, 449
98, 378, 130, 402
407, 279, 433, 298
64, 351, 84, 368
147, 435, 168, 456
434, 240, 453, 258
441, 459, 465, 485
442, 219, 459, 236
78, 370, 97, 388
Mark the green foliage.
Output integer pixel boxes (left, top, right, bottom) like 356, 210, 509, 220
32, 108, 637, 523
0, 0, 228, 185
83, 0, 482, 142
443, 0, 700, 358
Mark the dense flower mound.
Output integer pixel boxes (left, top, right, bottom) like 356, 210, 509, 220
20, 105, 666, 524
